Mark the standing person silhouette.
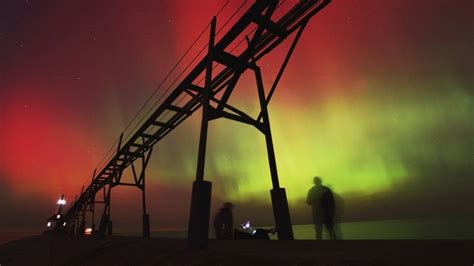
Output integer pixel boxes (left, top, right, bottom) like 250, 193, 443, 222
213, 202, 234, 240
306, 177, 337, 240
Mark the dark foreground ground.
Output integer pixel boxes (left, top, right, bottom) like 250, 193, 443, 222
0, 235, 473, 265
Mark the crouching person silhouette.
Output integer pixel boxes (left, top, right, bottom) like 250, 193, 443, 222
213, 202, 234, 240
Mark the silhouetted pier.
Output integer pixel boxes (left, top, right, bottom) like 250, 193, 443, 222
55, 0, 331, 249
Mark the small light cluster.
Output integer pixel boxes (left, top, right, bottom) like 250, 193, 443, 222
240, 221, 257, 235
84, 228, 93, 235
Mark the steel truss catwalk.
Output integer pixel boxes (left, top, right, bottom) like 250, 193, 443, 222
57, 0, 331, 248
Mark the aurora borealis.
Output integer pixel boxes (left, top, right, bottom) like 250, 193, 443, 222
1, 0, 473, 232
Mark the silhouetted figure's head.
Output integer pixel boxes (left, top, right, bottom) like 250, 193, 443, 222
223, 202, 234, 211
313, 176, 322, 186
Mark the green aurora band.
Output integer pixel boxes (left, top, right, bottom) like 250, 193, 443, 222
148, 74, 473, 219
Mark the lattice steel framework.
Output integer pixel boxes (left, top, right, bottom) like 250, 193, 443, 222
57, 0, 331, 248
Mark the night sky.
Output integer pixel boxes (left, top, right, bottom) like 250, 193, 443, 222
1, 0, 473, 233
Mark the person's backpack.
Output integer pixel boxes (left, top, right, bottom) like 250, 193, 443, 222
322, 188, 335, 210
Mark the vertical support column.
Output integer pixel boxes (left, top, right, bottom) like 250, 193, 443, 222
107, 134, 123, 237
142, 176, 150, 238
107, 218, 113, 236
188, 16, 216, 249
78, 218, 86, 236
69, 220, 76, 236
141, 148, 153, 238
98, 186, 111, 237
69, 196, 78, 236
99, 133, 122, 237
78, 201, 87, 236
77, 186, 86, 236
254, 66, 294, 240
99, 185, 113, 237
98, 184, 112, 237
142, 213, 150, 238
91, 201, 96, 233
91, 169, 97, 233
